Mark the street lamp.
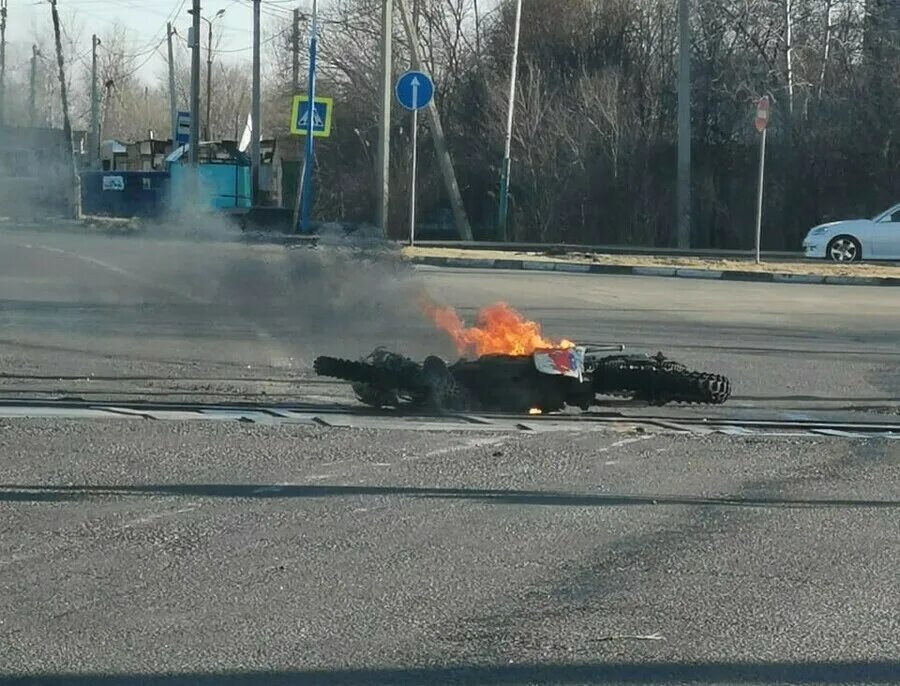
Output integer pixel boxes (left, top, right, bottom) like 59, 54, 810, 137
497, 0, 522, 242
189, 7, 226, 141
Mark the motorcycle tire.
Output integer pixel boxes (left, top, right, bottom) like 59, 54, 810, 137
592, 355, 731, 405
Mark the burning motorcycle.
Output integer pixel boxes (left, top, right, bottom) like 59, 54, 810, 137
314, 344, 731, 413
314, 302, 731, 413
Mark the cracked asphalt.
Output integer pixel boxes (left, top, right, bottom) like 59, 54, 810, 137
0, 228, 898, 684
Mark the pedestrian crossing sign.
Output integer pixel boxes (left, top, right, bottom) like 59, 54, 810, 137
290, 95, 333, 137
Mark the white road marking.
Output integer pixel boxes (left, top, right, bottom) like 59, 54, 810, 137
0, 550, 43, 567
594, 434, 654, 456
0, 503, 201, 567
15, 242, 206, 304
408, 436, 510, 461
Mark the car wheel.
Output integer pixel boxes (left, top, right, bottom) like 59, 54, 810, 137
827, 235, 862, 263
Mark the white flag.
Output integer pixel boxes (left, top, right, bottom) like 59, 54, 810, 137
238, 112, 252, 152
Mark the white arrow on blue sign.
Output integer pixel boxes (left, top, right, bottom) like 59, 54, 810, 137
395, 70, 434, 111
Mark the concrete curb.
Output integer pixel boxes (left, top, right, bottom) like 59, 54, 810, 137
410, 255, 900, 287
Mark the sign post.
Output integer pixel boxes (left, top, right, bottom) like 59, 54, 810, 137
299, 0, 319, 234
395, 70, 434, 246
176, 110, 191, 147
754, 95, 770, 264
289, 94, 331, 233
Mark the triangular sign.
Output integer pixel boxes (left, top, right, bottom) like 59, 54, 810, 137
298, 106, 324, 128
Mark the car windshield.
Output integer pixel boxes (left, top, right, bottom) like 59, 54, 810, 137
874, 205, 900, 221
1, 1, 898, 685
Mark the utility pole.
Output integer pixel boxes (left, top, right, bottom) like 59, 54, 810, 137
251, 0, 261, 205
676, 0, 691, 248
1, 0, 7, 126
497, 0, 522, 241
189, 0, 201, 168
30, 45, 40, 123
292, 7, 300, 93
90, 35, 100, 169
167, 23, 177, 148
204, 9, 225, 141
376, 0, 393, 236
206, 21, 212, 139
396, 0, 473, 240
50, 0, 81, 218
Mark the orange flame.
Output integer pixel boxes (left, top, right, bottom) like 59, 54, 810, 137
528, 408, 543, 415
422, 299, 574, 357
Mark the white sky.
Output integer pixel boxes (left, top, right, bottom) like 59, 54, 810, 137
5, 0, 307, 83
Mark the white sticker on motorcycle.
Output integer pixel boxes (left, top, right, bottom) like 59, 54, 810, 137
533, 346, 586, 381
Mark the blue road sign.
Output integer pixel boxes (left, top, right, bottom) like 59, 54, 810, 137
175, 110, 191, 144
290, 96, 333, 137
395, 71, 434, 111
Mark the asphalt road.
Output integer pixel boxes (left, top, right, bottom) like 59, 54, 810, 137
0, 228, 898, 685
1, 420, 899, 685
0, 228, 897, 411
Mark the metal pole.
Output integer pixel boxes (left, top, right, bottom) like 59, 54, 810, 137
396, 0, 473, 240
167, 23, 177, 148
206, 20, 213, 140
300, 0, 318, 234
190, 0, 201, 168
50, 0, 80, 218
90, 35, 99, 169
0, 0, 6, 127
376, 0, 393, 235
497, 0, 521, 242
290, 7, 302, 228
30, 45, 39, 123
785, 0, 794, 117
251, 0, 261, 204
292, 8, 300, 93
676, 0, 691, 248
754, 127, 767, 264
409, 101, 418, 246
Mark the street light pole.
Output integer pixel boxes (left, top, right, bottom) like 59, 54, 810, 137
251, 0, 261, 204
0, 0, 7, 127
676, 0, 692, 248
203, 9, 225, 141
189, 0, 201, 169
90, 35, 100, 169
167, 23, 177, 149
497, 0, 522, 242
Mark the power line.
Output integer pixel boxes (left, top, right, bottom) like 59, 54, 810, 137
205, 24, 291, 53
106, 36, 168, 82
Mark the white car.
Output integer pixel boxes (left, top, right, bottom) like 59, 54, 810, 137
802, 203, 900, 261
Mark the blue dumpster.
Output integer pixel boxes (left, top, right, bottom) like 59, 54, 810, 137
80, 170, 170, 217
